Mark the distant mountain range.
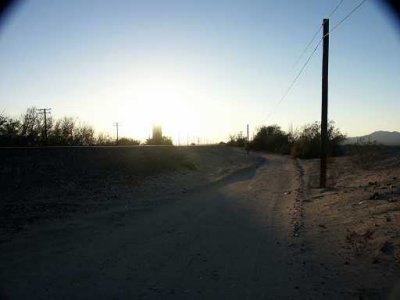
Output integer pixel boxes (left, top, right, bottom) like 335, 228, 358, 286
345, 131, 400, 145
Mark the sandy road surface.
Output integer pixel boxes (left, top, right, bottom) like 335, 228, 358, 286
0, 154, 360, 299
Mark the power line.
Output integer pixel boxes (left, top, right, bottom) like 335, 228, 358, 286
292, 26, 322, 69
292, 0, 344, 69
261, 0, 367, 125
327, 0, 368, 36
262, 39, 322, 123
266, 0, 346, 122
328, 0, 345, 18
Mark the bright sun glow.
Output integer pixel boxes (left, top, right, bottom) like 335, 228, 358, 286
115, 77, 204, 144
79, 68, 239, 145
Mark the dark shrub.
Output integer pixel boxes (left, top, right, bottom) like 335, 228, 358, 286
118, 137, 141, 146
227, 133, 246, 147
145, 136, 173, 145
291, 121, 345, 158
250, 125, 290, 154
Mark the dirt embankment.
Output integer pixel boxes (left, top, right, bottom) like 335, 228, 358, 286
0, 146, 257, 241
300, 151, 400, 298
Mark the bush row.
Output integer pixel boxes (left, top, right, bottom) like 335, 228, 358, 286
228, 121, 346, 159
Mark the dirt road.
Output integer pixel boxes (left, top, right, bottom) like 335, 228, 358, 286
0, 153, 385, 299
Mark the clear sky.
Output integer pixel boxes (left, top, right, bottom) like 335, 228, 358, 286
0, 0, 399, 143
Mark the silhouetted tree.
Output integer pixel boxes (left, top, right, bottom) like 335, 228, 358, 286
20, 107, 42, 146
0, 108, 141, 147
0, 113, 21, 146
73, 124, 95, 146
227, 133, 246, 147
290, 121, 346, 158
250, 125, 290, 153
95, 134, 114, 146
145, 136, 173, 145
230, 122, 346, 159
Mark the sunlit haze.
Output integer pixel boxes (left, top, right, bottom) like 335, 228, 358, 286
0, 0, 399, 143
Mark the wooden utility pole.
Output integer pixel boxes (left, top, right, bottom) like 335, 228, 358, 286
37, 108, 51, 144
246, 124, 249, 142
320, 18, 329, 188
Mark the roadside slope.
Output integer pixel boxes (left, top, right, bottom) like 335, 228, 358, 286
300, 155, 400, 299
0, 146, 258, 241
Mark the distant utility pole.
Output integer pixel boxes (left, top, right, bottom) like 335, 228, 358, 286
113, 122, 120, 145
320, 18, 329, 188
37, 108, 51, 144
246, 124, 249, 142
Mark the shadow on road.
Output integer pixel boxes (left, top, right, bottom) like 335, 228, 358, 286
213, 156, 266, 188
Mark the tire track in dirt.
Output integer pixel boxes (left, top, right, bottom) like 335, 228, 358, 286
291, 158, 306, 238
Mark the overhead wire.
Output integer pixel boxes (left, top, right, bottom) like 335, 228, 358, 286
328, 0, 345, 18
328, 0, 368, 35
292, 0, 344, 69
262, 39, 322, 123
292, 26, 322, 69
260, 0, 368, 124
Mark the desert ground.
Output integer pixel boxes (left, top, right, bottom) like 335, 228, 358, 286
0, 146, 399, 299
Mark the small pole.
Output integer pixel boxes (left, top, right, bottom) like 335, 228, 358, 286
114, 122, 120, 145
320, 18, 329, 188
246, 124, 249, 142
37, 108, 51, 145
44, 110, 47, 142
